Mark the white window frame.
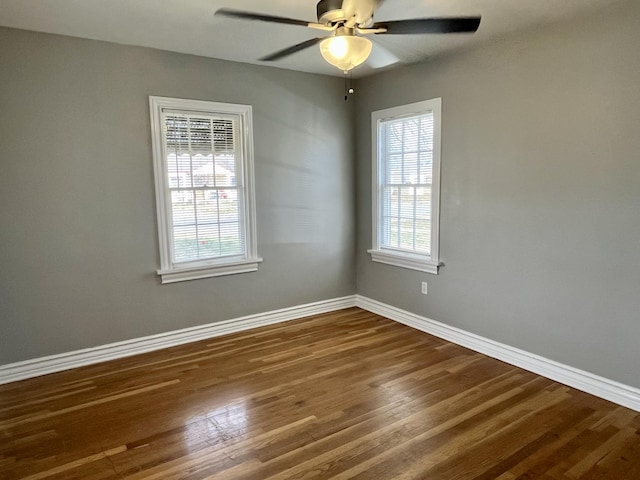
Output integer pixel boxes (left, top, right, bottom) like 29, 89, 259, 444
368, 98, 442, 275
149, 96, 261, 284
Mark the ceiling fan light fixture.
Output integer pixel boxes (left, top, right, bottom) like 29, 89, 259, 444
319, 35, 372, 73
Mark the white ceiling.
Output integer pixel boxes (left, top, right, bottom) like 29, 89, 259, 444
0, 0, 621, 77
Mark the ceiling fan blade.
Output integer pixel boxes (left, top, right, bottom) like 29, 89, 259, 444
373, 17, 481, 35
215, 8, 313, 28
259, 38, 324, 62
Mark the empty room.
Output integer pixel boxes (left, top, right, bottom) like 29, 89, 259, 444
1, 0, 639, 478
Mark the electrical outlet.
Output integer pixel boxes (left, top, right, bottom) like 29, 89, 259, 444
421, 282, 428, 295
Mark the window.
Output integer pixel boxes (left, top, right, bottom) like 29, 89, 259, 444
369, 98, 442, 274
149, 96, 261, 284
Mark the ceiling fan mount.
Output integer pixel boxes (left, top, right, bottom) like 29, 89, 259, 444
215, 1, 481, 73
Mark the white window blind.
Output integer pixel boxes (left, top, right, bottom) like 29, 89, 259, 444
370, 99, 441, 274
163, 111, 244, 263
380, 112, 434, 255
150, 97, 261, 284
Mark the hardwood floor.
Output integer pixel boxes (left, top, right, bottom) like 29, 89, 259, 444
1, 307, 639, 479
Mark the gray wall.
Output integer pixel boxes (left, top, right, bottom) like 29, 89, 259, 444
355, 0, 640, 387
0, 28, 356, 364
2, 0, 640, 390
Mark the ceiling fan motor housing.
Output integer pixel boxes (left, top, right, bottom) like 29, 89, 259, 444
317, 0, 347, 25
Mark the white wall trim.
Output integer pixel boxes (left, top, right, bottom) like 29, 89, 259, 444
371, 98, 442, 273
356, 295, 640, 412
4, 294, 639, 413
0, 296, 357, 385
149, 96, 261, 284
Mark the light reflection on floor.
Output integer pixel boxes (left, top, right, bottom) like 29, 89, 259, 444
183, 401, 248, 452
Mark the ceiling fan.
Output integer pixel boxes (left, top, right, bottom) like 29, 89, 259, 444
215, 0, 481, 73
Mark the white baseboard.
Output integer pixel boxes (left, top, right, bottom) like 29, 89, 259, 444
356, 295, 640, 412
4, 293, 639, 413
0, 295, 357, 385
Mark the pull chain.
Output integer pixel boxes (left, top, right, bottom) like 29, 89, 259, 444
344, 72, 348, 101
344, 71, 355, 101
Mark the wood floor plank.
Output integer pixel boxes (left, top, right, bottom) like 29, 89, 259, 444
1, 308, 639, 479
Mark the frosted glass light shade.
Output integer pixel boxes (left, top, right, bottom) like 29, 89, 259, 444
319, 35, 373, 72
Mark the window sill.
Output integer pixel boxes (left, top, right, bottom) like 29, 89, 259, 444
157, 257, 263, 284
368, 249, 440, 275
